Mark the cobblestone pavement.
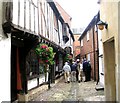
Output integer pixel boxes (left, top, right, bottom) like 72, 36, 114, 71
33, 77, 105, 102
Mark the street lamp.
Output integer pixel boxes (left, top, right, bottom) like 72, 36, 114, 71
97, 20, 108, 30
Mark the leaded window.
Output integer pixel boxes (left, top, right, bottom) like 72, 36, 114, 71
26, 49, 39, 79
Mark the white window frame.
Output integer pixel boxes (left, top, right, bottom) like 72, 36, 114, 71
87, 53, 90, 61
81, 39, 83, 47
87, 31, 89, 41
95, 25, 97, 32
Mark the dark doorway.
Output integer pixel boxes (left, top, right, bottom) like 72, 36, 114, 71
11, 45, 17, 102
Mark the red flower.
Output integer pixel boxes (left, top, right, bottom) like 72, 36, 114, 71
35, 43, 55, 65
45, 60, 48, 62
41, 45, 48, 49
68, 55, 72, 59
46, 48, 49, 51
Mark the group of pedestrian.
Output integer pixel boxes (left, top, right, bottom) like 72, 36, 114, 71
83, 58, 91, 82
63, 58, 91, 83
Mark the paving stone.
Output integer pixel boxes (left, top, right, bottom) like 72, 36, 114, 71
32, 77, 105, 101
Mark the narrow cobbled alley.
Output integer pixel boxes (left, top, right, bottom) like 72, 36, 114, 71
32, 77, 105, 102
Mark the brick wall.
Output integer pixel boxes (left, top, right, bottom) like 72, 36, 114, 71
80, 27, 99, 81
73, 34, 80, 58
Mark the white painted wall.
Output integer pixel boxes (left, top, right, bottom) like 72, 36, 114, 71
58, 20, 63, 47
0, 1, 11, 102
98, 29, 104, 87
28, 78, 37, 90
0, 37, 11, 102
99, 57, 104, 86
28, 73, 48, 90
12, 0, 39, 34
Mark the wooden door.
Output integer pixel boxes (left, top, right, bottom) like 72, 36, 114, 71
11, 45, 17, 102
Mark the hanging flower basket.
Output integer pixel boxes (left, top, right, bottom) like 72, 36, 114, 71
35, 43, 55, 81
35, 43, 55, 65
64, 53, 73, 62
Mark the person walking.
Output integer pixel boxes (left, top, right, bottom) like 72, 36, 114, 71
76, 59, 83, 83
87, 61, 91, 81
83, 58, 89, 82
76, 61, 79, 81
71, 62, 77, 82
63, 62, 71, 83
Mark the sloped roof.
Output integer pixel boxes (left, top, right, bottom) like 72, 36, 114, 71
47, 0, 65, 23
79, 12, 100, 41
54, 1, 72, 27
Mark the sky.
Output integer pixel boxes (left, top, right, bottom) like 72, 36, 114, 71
56, 0, 99, 29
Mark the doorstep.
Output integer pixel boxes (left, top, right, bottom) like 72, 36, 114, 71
95, 83, 104, 91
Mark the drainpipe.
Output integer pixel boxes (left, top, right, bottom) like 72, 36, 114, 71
57, 16, 61, 44
96, 25, 99, 85
48, 65, 51, 89
92, 27, 96, 81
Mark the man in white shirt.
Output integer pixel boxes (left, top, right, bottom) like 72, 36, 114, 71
63, 62, 71, 83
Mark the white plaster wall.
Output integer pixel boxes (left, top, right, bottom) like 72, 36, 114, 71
99, 57, 104, 86
98, 30, 104, 86
0, 37, 11, 102
100, 1, 120, 101
58, 20, 63, 47
39, 76, 45, 84
28, 73, 48, 90
0, 0, 11, 102
28, 78, 38, 90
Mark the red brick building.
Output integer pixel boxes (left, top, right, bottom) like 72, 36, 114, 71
73, 33, 80, 59
79, 13, 100, 81
72, 28, 84, 60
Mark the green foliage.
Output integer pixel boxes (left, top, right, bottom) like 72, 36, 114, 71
35, 43, 55, 65
64, 53, 73, 62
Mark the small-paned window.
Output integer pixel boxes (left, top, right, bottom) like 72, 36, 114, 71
87, 53, 90, 61
81, 39, 83, 47
26, 49, 39, 79
76, 36, 79, 41
87, 31, 89, 41
95, 25, 97, 32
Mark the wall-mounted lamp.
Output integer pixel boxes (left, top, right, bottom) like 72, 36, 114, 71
97, 20, 108, 30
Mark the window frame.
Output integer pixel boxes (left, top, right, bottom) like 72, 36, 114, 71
87, 31, 89, 41
81, 39, 83, 47
87, 53, 90, 61
26, 49, 39, 80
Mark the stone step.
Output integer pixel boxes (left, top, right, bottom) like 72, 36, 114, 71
95, 84, 104, 91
